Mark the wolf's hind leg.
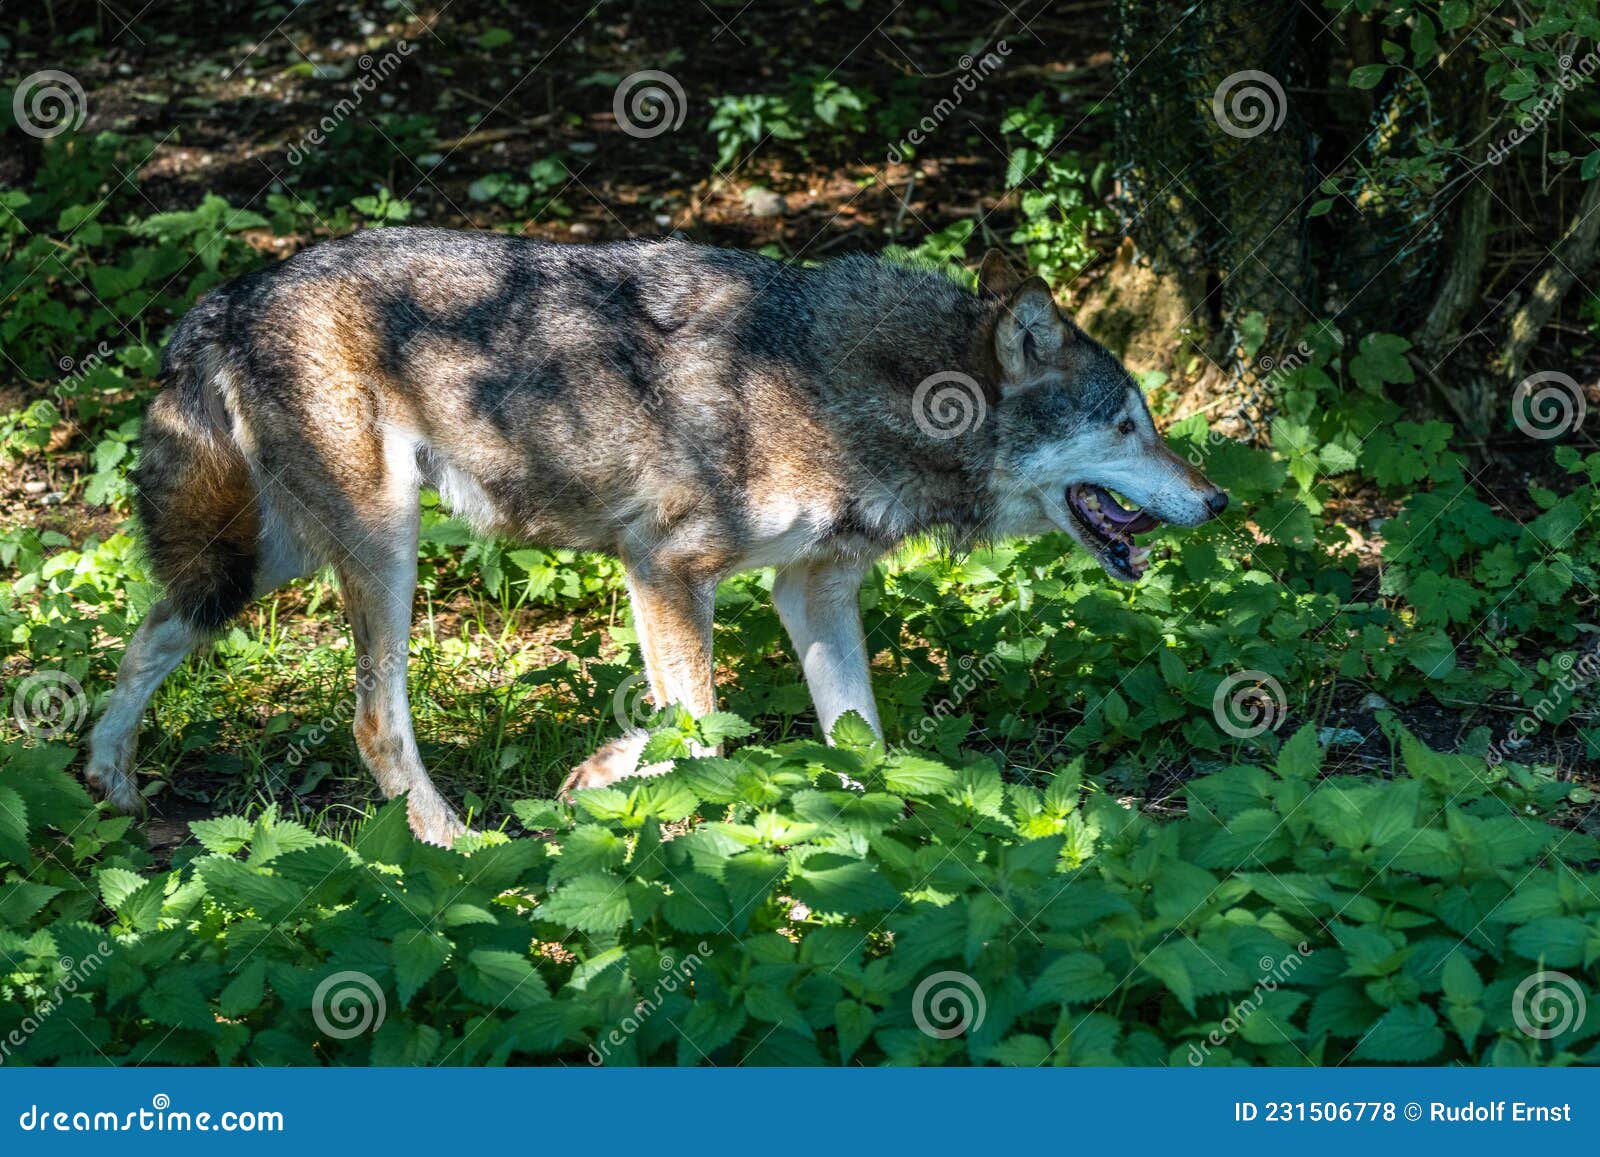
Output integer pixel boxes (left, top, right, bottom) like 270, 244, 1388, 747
561, 565, 716, 795
85, 534, 314, 812
85, 601, 207, 812
772, 559, 881, 740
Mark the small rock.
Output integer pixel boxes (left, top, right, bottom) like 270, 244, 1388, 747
568, 141, 598, 155
569, 222, 596, 238
654, 213, 672, 228
742, 186, 784, 218
42, 492, 65, 506
23, 480, 46, 495
1318, 726, 1365, 748
1357, 692, 1389, 712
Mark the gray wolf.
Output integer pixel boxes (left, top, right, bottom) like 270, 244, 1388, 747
85, 230, 1227, 844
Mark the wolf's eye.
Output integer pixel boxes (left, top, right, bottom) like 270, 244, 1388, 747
1117, 418, 1136, 436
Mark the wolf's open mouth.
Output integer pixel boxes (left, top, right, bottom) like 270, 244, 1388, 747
1065, 483, 1163, 579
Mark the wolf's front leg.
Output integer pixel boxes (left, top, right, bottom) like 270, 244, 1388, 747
772, 559, 882, 740
339, 557, 464, 847
561, 565, 717, 795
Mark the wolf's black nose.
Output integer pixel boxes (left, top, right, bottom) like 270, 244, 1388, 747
1205, 490, 1229, 516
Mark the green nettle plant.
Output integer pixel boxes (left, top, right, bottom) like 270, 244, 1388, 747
1, 717, 1595, 1067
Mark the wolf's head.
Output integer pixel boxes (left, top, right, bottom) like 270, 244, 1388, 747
977, 251, 1228, 582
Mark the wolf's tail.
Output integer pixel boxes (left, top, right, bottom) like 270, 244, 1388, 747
133, 294, 259, 632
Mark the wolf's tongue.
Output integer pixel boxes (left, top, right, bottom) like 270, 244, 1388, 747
1122, 511, 1160, 535
1089, 485, 1151, 530
1068, 484, 1163, 539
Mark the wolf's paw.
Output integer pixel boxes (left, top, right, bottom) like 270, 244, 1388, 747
407, 792, 468, 848
84, 758, 143, 815
560, 729, 674, 798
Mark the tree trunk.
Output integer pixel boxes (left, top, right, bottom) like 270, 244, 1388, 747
1500, 176, 1600, 386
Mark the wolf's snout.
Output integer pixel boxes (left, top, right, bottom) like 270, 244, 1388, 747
1204, 489, 1229, 517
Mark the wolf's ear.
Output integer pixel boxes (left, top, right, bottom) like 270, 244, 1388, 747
994, 277, 1071, 382
977, 249, 1020, 300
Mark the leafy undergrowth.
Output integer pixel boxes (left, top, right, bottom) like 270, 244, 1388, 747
2, 715, 1596, 1067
